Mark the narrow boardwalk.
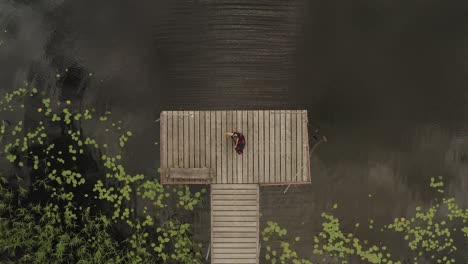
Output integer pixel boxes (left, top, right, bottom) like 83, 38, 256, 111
211, 184, 259, 264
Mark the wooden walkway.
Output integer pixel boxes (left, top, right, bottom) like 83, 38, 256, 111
211, 184, 259, 264
160, 110, 311, 185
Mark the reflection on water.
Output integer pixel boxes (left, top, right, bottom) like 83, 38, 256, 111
1, 0, 468, 262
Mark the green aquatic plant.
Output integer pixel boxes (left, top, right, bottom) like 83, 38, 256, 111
0, 86, 205, 263
262, 221, 312, 264
262, 176, 468, 264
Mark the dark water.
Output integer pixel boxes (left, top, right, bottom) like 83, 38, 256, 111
1, 0, 468, 262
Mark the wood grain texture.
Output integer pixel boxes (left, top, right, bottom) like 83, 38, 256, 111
302, 111, 309, 182
270, 111, 275, 183
247, 111, 253, 183
211, 184, 259, 264
216, 111, 222, 183
220, 111, 226, 183
160, 112, 167, 182
161, 110, 310, 185
285, 112, 291, 182
212, 259, 257, 264
213, 237, 257, 245
184, 112, 189, 168
200, 111, 206, 168
296, 110, 302, 182
291, 112, 297, 182
280, 111, 285, 182
178, 111, 184, 168
264, 110, 270, 183
226, 111, 232, 183
237, 111, 242, 183
168, 168, 213, 179
232, 111, 237, 183
211, 111, 216, 182
258, 111, 264, 184
242, 111, 247, 183
253, 111, 258, 183
274, 112, 280, 182
195, 111, 200, 168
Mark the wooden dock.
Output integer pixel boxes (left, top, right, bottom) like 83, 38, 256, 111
211, 184, 259, 264
159, 110, 311, 264
160, 110, 311, 185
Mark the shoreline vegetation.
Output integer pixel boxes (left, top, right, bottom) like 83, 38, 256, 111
0, 85, 466, 263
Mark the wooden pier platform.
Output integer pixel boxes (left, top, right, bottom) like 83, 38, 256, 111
211, 184, 259, 264
159, 110, 312, 264
160, 110, 311, 185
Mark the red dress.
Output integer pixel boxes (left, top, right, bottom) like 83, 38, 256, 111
231, 132, 246, 155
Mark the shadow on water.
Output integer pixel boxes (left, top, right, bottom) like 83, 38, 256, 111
1, 0, 468, 262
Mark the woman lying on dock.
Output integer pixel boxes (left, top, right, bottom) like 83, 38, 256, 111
226, 132, 246, 155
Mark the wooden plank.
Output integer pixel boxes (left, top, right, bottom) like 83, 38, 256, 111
188, 111, 194, 168
275, 111, 281, 183
178, 111, 184, 168
280, 111, 286, 182
213, 253, 257, 259
160, 112, 167, 183
211, 190, 258, 195
285, 112, 291, 182
226, 111, 232, 184
247, 111, 253, 183
212, 227, 258, 232
253, 111, 258, 183
205, 111, 210, 168
161, 111, 167, 169
242, 111, 247, 183
221, 110, 227, 183
166, 112, 173, 180
211, 174, 214, 262
269, 111, 275, 183
211, 111, 217, 183
213, 232, 257, 238
212, 206, 258, 211
256, 185, 259, 258
213, 216, 258, 222
212, 184, 258, 189
213, 222, 257, 227
264, 110, 270, 183
210, 175, 215, 263
213, 195, 258, 200
296, 110, 302, 182
291, 112, 297, 182
212, 210, 258, 217
216, 111, 222, 183
236, 111, 242, 184
195, 111, 200, 168
212, 259, 257, 264
213, 243, 258, 248
205, 111, 210, 169
168, 168, 212, 179
212, 200, 258, 206
172, 111, 177, 169
213, 237, 257, 243
200, 111, 206, 168
184, 111, 189, 168
212, 248, 257, 253
258, 111, 264, 183
302, 111, 309, 182
232, 111, 237, 183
